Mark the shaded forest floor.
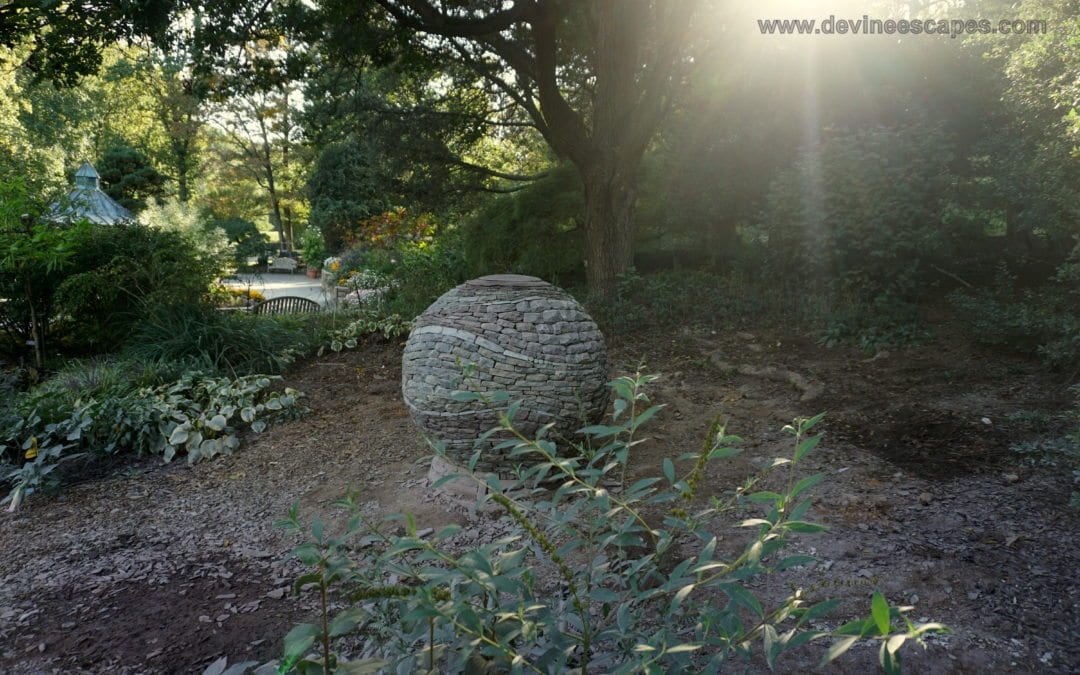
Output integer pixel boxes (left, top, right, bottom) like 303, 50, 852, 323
1, 323, 1077, 673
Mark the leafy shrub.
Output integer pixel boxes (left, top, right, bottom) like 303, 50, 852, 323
460, 165, 585, 285
301, 228, 327, 270
321, 311, 412, 353
126, 305, 310, 377
209, 286, 266, 308
277, 374, 944, 673
54, 223, 222, 351
1, 370, 304, 510
347, 237, 468, 320
754, 124, 964, 302
0, 177, 89, 368
207, 216, 268, 269
951, 262, 1080, 374
307, 138, 392, 252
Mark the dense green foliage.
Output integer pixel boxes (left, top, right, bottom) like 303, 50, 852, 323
461, 165, 584, 285
0, 178, 92, 369
0, 360, 304, 509
96, 143, 167, 214
55, 223, 220, 351
125, 306, 315, 377
206, 216, 267, 268
306, 138, 392, 252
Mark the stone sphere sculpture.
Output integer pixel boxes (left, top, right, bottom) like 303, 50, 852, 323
402, 274, 608, 473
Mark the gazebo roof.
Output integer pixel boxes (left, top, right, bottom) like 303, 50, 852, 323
49, 161, 134, 225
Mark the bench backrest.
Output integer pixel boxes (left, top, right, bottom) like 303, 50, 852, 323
251, 296, 321, 315
268, 257, 298, 272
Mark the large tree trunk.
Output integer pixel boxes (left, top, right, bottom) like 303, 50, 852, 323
581, 160, 637, 297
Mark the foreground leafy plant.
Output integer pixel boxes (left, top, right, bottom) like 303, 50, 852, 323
279, 373, 944, 672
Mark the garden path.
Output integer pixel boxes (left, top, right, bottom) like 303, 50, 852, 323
224, 273, 330, 306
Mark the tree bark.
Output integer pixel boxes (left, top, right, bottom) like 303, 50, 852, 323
581, 160, 637, 296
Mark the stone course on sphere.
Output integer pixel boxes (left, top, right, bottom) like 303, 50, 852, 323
402, 274, 609, 473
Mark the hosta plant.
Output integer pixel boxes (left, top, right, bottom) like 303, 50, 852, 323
1, 373, 305, 510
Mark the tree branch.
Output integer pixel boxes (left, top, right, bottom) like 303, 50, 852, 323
531, 2, 591, 164
452, 159, 548, 182
376, 0, 533, 38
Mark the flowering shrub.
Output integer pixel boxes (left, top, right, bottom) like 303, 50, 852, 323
342, 207, 436, 250
210, 285, 266, 308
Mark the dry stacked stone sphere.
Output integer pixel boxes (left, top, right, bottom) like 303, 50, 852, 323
402, 274, 608, 472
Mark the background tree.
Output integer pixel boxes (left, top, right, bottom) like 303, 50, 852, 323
136, 51, 207, 203
306, 137, 392, 252
304, 0, 706, 295
303, 59, 550, 216
97, 144, 167, 214
212, 56, 310, 251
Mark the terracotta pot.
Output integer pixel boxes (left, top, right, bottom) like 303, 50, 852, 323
306, 268, 320, 279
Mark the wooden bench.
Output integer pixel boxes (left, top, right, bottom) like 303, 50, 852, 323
267, 257, 299, 273
251, 296, 321, 315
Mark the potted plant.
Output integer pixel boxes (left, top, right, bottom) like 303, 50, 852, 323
300, 228, 326, 279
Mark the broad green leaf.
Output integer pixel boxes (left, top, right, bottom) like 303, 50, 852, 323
785, 521, 829, 533
871, 592, 891, 635
329, 608, 367, 637
670, 583, 695, 613
283, 623, 320, 662
791, 473, 825, 498
168, 426, 189, 445
722, 583, 763, 618
578, 424, 624, 438
663, 458, 676, 484
795, 435, 821, 463
709, 446, 741, 460
801, 412, 827, 433
632, 404, 665, 428
747, 491, 783, 503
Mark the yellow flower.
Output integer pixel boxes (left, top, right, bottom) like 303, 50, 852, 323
24, 437, 38, 460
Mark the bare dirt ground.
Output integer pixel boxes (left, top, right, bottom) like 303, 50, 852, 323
1, 325, 1077, 674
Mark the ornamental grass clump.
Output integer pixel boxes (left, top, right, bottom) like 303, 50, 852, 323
279, 372, 944, 674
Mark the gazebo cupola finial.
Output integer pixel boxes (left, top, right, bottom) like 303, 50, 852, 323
74, 161, 101, 190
